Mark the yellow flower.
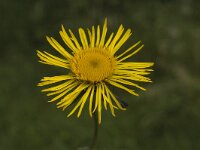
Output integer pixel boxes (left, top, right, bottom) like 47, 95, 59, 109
37, 19, 154, 124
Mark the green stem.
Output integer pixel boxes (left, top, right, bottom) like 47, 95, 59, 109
90, 111, 99, 150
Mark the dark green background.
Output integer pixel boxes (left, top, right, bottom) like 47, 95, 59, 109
1, 0, 200, 149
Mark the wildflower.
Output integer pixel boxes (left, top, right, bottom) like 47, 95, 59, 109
37, 19, 154, 124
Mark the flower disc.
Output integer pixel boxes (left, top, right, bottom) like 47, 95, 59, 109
70, 48, 116, 82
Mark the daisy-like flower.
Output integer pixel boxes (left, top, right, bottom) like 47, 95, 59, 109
37, 19, 154, 124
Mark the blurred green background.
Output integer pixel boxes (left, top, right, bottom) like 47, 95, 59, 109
1, 0, 200, 149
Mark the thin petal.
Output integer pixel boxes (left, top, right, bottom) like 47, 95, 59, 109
47, 81, 79, 96
117, 62, 154, 68
62, 93, 80, 110
118, 44, 144, 62
48, 82, 79, 102
108, 25, 124, 50
112, 29, 132, 54
104, 84, 125, 110
101, 83, 107, 110
77, 85, 92, 117
91, 26, 95, 48
106, 79, 139, 96
38, 75, 72, 86
116, 41, 141, 59
89, 85, 95, 117
101, 82, 116, 116
97, 84, 102, 124
109, 78, 146, 91
57, 92, 78, 108
87, 28, 92, 47
46, 36, 72, 59
99, 18, 107, 47
68, 29, 82, 50
95, 25, 101, 47
115, 69, 151, 75
92, 84, 99, 113
57, 83, 90, 106
79, 28, 89, 49
67, 97, 83, 117
66, 84, 91, 117
42, 79, 75, 92
104, 32, 114, 48
60, 25, 79, 52
37, 50, 69, 69
43, 51, 68, 63
116, 63, 154, 74
111, 74, 152, 83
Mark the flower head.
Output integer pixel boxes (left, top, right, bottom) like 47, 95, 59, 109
37, 19, 154, 124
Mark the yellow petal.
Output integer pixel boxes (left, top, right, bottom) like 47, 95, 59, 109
99, 18, 107, 47
112, 29, 132, 54
116, 41, 141, 59
68, 29, 81, 50
104, 32, 114, 48
60, 25, 79, 52
109, 78, 146, 91
91, 26, 95, 48
102, 83, 118, 116
77, 85, 92, 117
112, 75, 152, 83
89, 85, 95, 117
101, 83, 107, 110
48, 82, 77, 102
95, 25, 100, 47
47, 81, 79, 96
92, 84, 99, 113
42, 80, 75, 92
46, 36, 72, 59
61, 92, 80, 110
57, 91, 81, 110
97, 84, 102, 124
118, 44, 144, 62
104, 85, 126, 110
106, 79, 139, 96
57, 82, 90, 105
67, 85, 89, 117
38, 75, 72, 86
78, 28, 89, 49
67, 98, 82, 117
108, 25, 124, 50
37, 50, 69, 69
87, 28, 92, 47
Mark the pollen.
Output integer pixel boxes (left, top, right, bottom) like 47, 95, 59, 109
70, 48, 116, 82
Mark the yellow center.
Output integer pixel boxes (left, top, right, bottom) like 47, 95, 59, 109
70, 48, 116, 82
